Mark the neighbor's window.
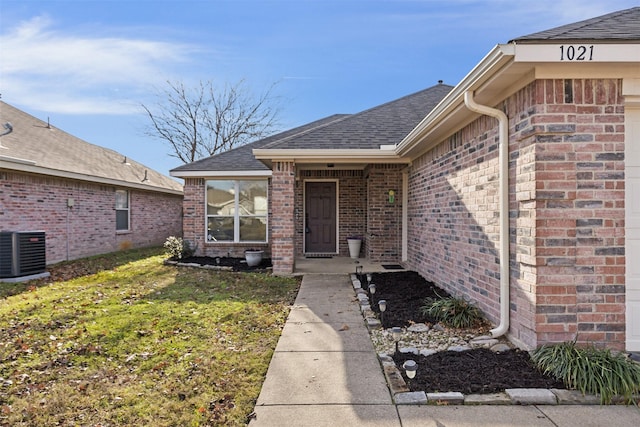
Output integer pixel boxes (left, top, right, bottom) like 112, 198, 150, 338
115, 189, 130, 231
206, 180, 267, 242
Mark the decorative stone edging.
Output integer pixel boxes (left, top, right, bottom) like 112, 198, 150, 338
164, 259, 273, 272
349, 274, 636, 406
164, 259, 233, 271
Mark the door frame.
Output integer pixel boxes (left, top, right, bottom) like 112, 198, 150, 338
303, 179, 339, 254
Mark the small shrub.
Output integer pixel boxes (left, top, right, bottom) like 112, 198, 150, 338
420, 292, 483, 328
163, 236, 192, 260
531, 340, 640, 404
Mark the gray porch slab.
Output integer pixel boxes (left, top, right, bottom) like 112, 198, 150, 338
397, 405, 557, 426
275, 321, 375, 352
255, 351, 392, 405
249, 404, 401, 427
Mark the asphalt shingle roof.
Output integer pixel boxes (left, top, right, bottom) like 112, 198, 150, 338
171, 114, 350, 172
172, 83, 454, 173
0, 101, 182, 193
263, 83, 453, 150
512, 7, 640, 42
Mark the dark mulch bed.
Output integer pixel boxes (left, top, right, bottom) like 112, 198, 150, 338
176, 256, 272, 272
361, 272, 566, 394
362, 271, 450, 328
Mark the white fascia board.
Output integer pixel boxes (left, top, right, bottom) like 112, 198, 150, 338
396, 44, 515, 156
533, 62, 640, 80
252, 148, 409, 163
170, 169, 272, 178
514, 43, 640, 63
1, 160, 183, 195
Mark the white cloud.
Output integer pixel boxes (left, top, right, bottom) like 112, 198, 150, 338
0, 15, 198, 115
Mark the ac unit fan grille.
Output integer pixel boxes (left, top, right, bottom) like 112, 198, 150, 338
0, 231, 46, 278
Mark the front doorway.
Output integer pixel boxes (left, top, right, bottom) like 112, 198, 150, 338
305, 181, 337, 254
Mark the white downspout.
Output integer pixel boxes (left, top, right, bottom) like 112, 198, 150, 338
463, 91, 509, 338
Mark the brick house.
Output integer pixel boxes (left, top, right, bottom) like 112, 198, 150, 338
172, 8, 640, 352
0, 101, 183, 266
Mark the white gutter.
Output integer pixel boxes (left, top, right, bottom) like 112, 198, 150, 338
463, 91, 510, 338
397, 43, 515, 156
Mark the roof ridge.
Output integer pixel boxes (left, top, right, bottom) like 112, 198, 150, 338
344, 83, 455, 119
549, 7, 638, 39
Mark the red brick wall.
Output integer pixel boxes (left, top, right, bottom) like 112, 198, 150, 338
182, 178, 206, 255
271, 162, 295, 274
407, 115, 505, 330
518, 79, 626, 349
366, 164, 403, 262
408, 78, 625, 350
0, 170, 183, 264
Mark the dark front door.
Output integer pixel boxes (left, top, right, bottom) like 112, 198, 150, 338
305, 181, 337, 253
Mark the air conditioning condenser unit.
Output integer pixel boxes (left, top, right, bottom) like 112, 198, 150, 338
0, 231, 47, 279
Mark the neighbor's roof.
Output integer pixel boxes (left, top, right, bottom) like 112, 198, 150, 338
0, 101, 182, 194
512, 7, 640, 42
171, 114, 349, 174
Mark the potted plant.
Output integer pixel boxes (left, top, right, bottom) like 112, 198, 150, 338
244, 249, 264, 267
346, 236, 362, 259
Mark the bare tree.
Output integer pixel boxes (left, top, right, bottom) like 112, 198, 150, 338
142, 79, 280, 164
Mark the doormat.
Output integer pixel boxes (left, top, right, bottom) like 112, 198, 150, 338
382, 264, 404, 270
305, 254, 333, 259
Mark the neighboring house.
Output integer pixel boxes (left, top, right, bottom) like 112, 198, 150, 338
172, 7, 640, 352
0, 101, 183, 265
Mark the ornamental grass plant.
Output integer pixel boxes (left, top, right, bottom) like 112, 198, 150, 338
531, 340, 640, 404
420, 292, 484, 329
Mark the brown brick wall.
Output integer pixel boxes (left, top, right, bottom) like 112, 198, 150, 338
0, 170, 183, 264
407, 78, 625, 350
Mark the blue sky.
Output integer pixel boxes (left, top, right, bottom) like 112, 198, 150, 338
1, 0, 638, 177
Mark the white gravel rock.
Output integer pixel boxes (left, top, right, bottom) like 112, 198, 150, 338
447, 345, 471, 352
369, 324, 513, 358
407, 323, 430, 333
491, 343, 512, 353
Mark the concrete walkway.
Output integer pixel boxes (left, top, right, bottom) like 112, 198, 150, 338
249, 274, 640, 426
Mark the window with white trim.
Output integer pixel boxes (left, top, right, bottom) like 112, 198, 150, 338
206, 179, 267, 242
115, 189, 130, 231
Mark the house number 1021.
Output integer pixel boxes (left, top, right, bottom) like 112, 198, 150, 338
559, 45, 594, 61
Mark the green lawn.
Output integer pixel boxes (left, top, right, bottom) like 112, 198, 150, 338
0, 247, 300, 426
